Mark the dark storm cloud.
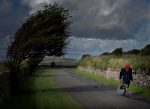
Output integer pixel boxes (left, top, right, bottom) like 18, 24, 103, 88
64, 0, 150, 40
0, 0, 29, 58
73, 28, 133, 40
0, 0, 150, 59
0, 0, 12, 14
23, 0, 150, 40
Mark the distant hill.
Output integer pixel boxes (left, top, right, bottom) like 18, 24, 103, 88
39, 56, 79, 67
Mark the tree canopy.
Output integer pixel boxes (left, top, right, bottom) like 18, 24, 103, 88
141, 44, 150, 55
126, 49, 140, 55
7, 3, 71, 63
112, 48, 123, 55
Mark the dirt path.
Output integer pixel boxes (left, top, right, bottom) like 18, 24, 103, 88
52, 68, 150, 109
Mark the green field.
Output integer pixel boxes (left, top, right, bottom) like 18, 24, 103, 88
74, 69, 150, 100
5, 67, 83, 109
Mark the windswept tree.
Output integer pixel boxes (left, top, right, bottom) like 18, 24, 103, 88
7, 3, 71, 64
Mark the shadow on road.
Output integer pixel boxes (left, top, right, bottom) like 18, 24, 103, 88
20, 84, 114, 95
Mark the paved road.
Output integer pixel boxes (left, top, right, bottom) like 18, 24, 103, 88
52, 68, 150, 109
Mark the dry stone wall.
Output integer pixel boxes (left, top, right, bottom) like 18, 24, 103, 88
0, 72, 10, 108
78, 66, 150, 87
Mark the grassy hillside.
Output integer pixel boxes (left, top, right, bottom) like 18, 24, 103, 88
79, 55, 150, 73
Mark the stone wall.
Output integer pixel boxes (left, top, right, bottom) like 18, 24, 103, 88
78, 66, 150, 87
0, 72, 10, 108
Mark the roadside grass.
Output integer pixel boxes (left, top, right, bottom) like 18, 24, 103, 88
73, 69, 150, 100
6, 67, 83, 109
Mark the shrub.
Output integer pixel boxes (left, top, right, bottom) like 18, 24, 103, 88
81, 54, 91, 58
112, 48, 123, 55
141, 44, 150, 55
126, 49, 140, 54
100, 52, 110, 55
50, 61, 56, 68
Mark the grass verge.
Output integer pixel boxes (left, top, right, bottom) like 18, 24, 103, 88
6, 67, 83, 109
73, 69, 150, 100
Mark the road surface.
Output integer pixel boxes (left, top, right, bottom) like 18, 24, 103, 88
52, 68, 150, 109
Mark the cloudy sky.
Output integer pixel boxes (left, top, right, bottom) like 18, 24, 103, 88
0, 0, 150, 59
